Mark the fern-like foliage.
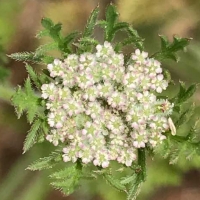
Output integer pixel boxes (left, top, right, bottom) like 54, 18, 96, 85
103, 172, 127, 193
27, 152, 62, 171
11, 75, 48, 154
155, 82, 200, 164
156, 119, 200, 165
9, 4, 198, 200
50, 163, 82, 195
152, 35, 192, 62
23, 119, 42, 153
98, 4, 143, 52
12, 77, 40, 123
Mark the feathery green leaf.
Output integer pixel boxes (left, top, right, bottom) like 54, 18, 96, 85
175, 105, 194, 128
127, 175, 142, 200
36, 29, 50, 39
23, 119, 41, 153
12, 77, 40, 123
120, 175, 136, 185
51, 164, 82, 195
25, 64, 41, 88
35, 42, 59, 55
103, 173, 127, 192
41, 18, 54, 29
152, 35, 191, 61
9, 52, 42, 63
176, 82, 197, 104
105, 4, 118, 41
83, 6, 99, 38
50, 165, 76, 179
27, 152, 62, 171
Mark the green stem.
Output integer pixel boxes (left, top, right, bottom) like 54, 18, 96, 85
76, 159, 83, 171
137, 148, 146, 182
127, 149, 147, 200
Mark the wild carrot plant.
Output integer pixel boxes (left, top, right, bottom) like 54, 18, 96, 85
10, 4, 199, 200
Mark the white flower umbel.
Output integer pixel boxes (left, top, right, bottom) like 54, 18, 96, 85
41, 42, 175, 168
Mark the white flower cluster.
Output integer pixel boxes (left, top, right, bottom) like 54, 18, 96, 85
41, 42, 174, 168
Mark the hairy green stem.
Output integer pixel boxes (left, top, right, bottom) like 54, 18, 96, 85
127, 149, 147, 200
137, 148, 146, 182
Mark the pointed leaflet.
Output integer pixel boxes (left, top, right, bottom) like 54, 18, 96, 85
41, 18, 80, 56
41, 18, 54, 29
34, 43, 58, 63
112, 22, 134, 38
178, 84, 197, 104
114, 36, 143, 52
50, 164, 82, 195
78, 7, 99, 53
175, 105, 195, 128
25, 64, 41, 88
36, 29, 49, 39
83, 6, 99, 38
49, 23, 62, 42
27, 153, 62, 171
152, 35, 191, 61
97, 20, 107, 28
127, 26, 144, 49
41, 55, 54, 64
61, 31, 79, 54
77, 37, 99, 53
35, 42, 59, 56
27, 156, 53, 171
64, 31, 79, 45
51, 179, 80, 195
175, 82, 197, 104
155, 138, 171, 159
23, 77, 39, 122
127, 175, 143, 200
9, 46, 55, 63
23, 119, 41, 153
103, 174, 127, 192
8, 52, 43, 63
187, 119, 200, 142
114, 24, 144, 52
12, 77, 40, 123
79, 37, 99, 46
106, 4, 118, 29
177, 81, 186, 100
171, 36, 190, 52
127, 26, 140, 38
159, 35, 169, 50
105, 4, 118, 41
163, 118, 200, 164
50, 165, 77, 179
169, 145, 181, 165
113, 22, 129, 32
41, 18, 62, 47
120, 175, 136, 185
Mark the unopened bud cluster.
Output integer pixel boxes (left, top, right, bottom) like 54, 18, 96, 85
41, 41, 174, 168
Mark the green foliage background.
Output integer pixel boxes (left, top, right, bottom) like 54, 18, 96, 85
0, 0, 200, 200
